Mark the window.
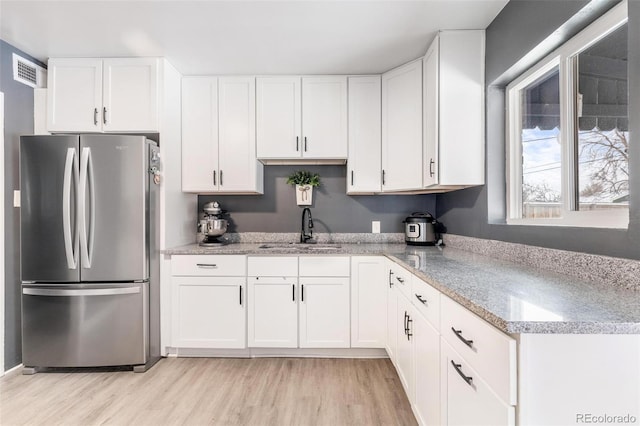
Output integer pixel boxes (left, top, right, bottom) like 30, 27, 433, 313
507, 1, 628, 228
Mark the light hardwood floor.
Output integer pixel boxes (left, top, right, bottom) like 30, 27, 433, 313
0, 358, 417, 426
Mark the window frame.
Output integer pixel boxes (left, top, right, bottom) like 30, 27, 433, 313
506, 0, 629, 229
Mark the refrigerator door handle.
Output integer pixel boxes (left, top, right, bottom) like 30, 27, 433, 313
79, 147, 96, 269
23, 287, 141, 297
62, 148, 79, 269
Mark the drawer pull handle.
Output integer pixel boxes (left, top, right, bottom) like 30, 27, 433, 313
196, 263, 218, 268
415, 294, 428, 305
451, 360, 473, 386
451, 327, 474, 348
396, 276, 404, 284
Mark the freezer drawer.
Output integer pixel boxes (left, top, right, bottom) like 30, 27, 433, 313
22, 283, 148, 368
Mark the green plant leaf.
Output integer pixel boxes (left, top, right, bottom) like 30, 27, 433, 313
286, 170, 321, 187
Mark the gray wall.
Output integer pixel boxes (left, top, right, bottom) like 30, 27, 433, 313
436, 0, 640, 260
1, 40, 44, 370
200, 165, 436, 234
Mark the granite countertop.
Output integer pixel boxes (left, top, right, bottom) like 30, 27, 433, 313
164, 242, 640, 335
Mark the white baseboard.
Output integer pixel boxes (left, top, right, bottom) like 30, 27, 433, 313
3, 363, 24, 378
166, 347, 388, 359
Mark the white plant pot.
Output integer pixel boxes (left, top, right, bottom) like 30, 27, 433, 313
295, 184, 313, 205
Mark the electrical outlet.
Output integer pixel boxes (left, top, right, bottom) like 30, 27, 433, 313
372, 221, 381, 233
13, 190, 20, 207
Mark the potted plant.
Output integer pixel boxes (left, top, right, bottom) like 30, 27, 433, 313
286, 170, 321, 205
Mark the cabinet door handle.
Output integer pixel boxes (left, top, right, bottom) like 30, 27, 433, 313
451, 360, 473, 386
292, 284, 295, 301
239, 285, 243, 306
196, 263, 217, 268
220, 170, 223, 186
213, 170, 217, 186
304, 137, 308, 152
388, 270, 394, 287
406, 315, 412, 340
415, 294, 428, 305
103, 107, 107, 125
429, 159, 435, 177
301, 284, 304, 301
93, 108, 98, 126
382, 170, 386, 185
296, 136, 299, 152
351, 170, 354, 186
451, 327, 474, 349
403, 311, 408, 335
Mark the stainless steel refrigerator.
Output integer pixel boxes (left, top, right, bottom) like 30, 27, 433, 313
20, 134, 161, 373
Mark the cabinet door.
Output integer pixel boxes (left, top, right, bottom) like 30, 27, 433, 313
299, 277, 350, 348
248, 277, 298, 348
423, 38, 439, 187
347, 76, 382, 193
351, 256, 386, 348
301, 76, 348, 159
256, 77, 301, 159
103, 58, 158, 132
181, 77, 218, 192
172, 277, 246, 349
382, 60, 423, 191
441, 340, 515, 426
47, 58, 103, 132
386, 267, 397, 362
218, 77, 261, 192
414, 312, 441, 426
396, 294, 415, 401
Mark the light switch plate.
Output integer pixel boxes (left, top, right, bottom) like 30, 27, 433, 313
372, 221, 381, 233
13, 190, 20, 207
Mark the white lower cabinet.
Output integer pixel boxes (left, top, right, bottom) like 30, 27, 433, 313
396, 293, 415, 400
247, 256, 350, 349
441, 339, 515, 426
171, 255, 247, 349
413, 311, 441, 426
248, 276, 298, 348
386, 264, 398, 363
351, 256, 387, 348
172, 276, 246, 349
299, 277, 350, 348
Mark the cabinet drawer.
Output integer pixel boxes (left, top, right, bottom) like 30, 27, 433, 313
389, 262, 412, 299
441, 340, 515, 426
299, 256, 350, 277
411, 276, 441, 330
172, 255, 246, 276
441, 295, 517, 406
248, 257, 298, 277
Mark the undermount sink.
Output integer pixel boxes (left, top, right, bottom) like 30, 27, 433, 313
258, 244, 342, 251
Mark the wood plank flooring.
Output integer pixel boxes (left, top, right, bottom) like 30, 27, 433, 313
0, 358, 417, 426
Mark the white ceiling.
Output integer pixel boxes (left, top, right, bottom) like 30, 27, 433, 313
0, 1, 508, 75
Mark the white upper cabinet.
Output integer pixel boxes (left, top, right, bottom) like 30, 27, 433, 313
301, 76, 348, 159
381, 60, 423, 192
181, 77, 218, 192
102, 58, 158, 132
47, 58, 103, 132
218, 77, 262, 193
256, 76, 347, 162
256, 77, 301, 159
47, 58, 159, 133
181, 76, 263, 194
347, 76, 382, 194
423, 31, 485, 189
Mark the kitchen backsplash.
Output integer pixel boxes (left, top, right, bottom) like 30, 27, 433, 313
444, 234, 640, 291
199, 165, 436, 234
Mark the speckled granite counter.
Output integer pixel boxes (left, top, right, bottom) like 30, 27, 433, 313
164, 242, 640, 335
